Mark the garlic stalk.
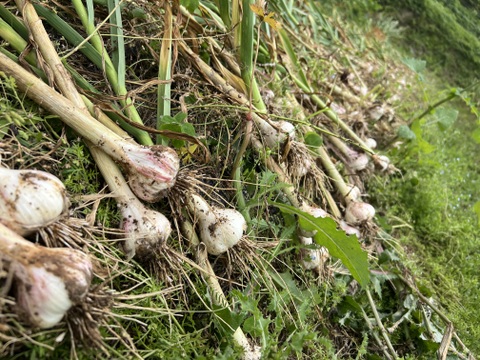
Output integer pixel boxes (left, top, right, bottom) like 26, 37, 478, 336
0, 168, 69, 235
186, 193, 246, 255
0, 223, 92, 329
0, 53, 180, 202
90, 148, 171, 259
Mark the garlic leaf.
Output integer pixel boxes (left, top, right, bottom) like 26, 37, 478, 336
271, 202, 370, 287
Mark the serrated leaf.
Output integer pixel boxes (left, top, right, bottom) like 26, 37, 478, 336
304, 131, 323, 148
435, 108, 458, 131
397, 125, 416, 140
271, 202, 370, 287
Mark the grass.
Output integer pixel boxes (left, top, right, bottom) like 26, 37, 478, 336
0, 0, 479, 358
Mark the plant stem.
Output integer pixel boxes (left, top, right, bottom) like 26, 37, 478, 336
156, 0, 173, 144
366, 289, 398, 359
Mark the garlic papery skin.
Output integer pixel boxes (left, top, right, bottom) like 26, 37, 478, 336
345, 201, 376, 224
0, 223, 92, 329
257, 119, 295, 149
120, 197, 172, 259
121, 144, 180, 202
187, 194, 246, 256
0, 168, 69, 235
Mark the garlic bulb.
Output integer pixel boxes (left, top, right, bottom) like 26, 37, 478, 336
339, 220, 361, 238
365, 138, 377, 149
257, 119, 295, 148
187, 194, 246, 255
120, 196, 172, 259
345, 184, 362, 203
299, 236, 328, 270
373, 154, 390, 172
121, 144, 180, 202
349, 152, 369, 172
0, 223, 92, 329
0, 168, 69, 235
345, 201, 375, 224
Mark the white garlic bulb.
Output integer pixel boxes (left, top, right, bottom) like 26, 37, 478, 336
0, 223, 92, 329
257, 120, 295, 148
0, 168, 69, 235
299, 202, 328, 237
120, 196, 172, 259
188, 194, 246, 255
345, 201, 376, 224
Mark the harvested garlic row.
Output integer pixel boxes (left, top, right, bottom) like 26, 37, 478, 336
186, 193, 246, 255
0, 168, 69, 235
0, 223, 92, 329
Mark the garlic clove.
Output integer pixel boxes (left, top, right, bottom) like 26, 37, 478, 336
0, 168, 69, 235
188, 194, 246, 255
120, 197, 172, 259
121, 144, 180, 202
345, 201, 375, 224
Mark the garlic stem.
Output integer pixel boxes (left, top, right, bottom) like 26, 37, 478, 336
186, 193, 246, 255
0, 223, 92, 329
0, 168, 69, 235
0, 53, 180, 202
90, 147, 171, 259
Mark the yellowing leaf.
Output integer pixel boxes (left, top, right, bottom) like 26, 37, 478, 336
264, 12, 282, 30
249, 4, 282, 30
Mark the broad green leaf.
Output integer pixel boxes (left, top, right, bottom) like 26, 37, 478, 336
397, 125, 416, 140
435, 108, 458, 131
472, 127, 480, 144
304, 131, 323, 148
180, 0, 199, 13
411, 119, 435, 153
402, 57, 426, 78
271, 202, 370, 287
473, 201, 480, 225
